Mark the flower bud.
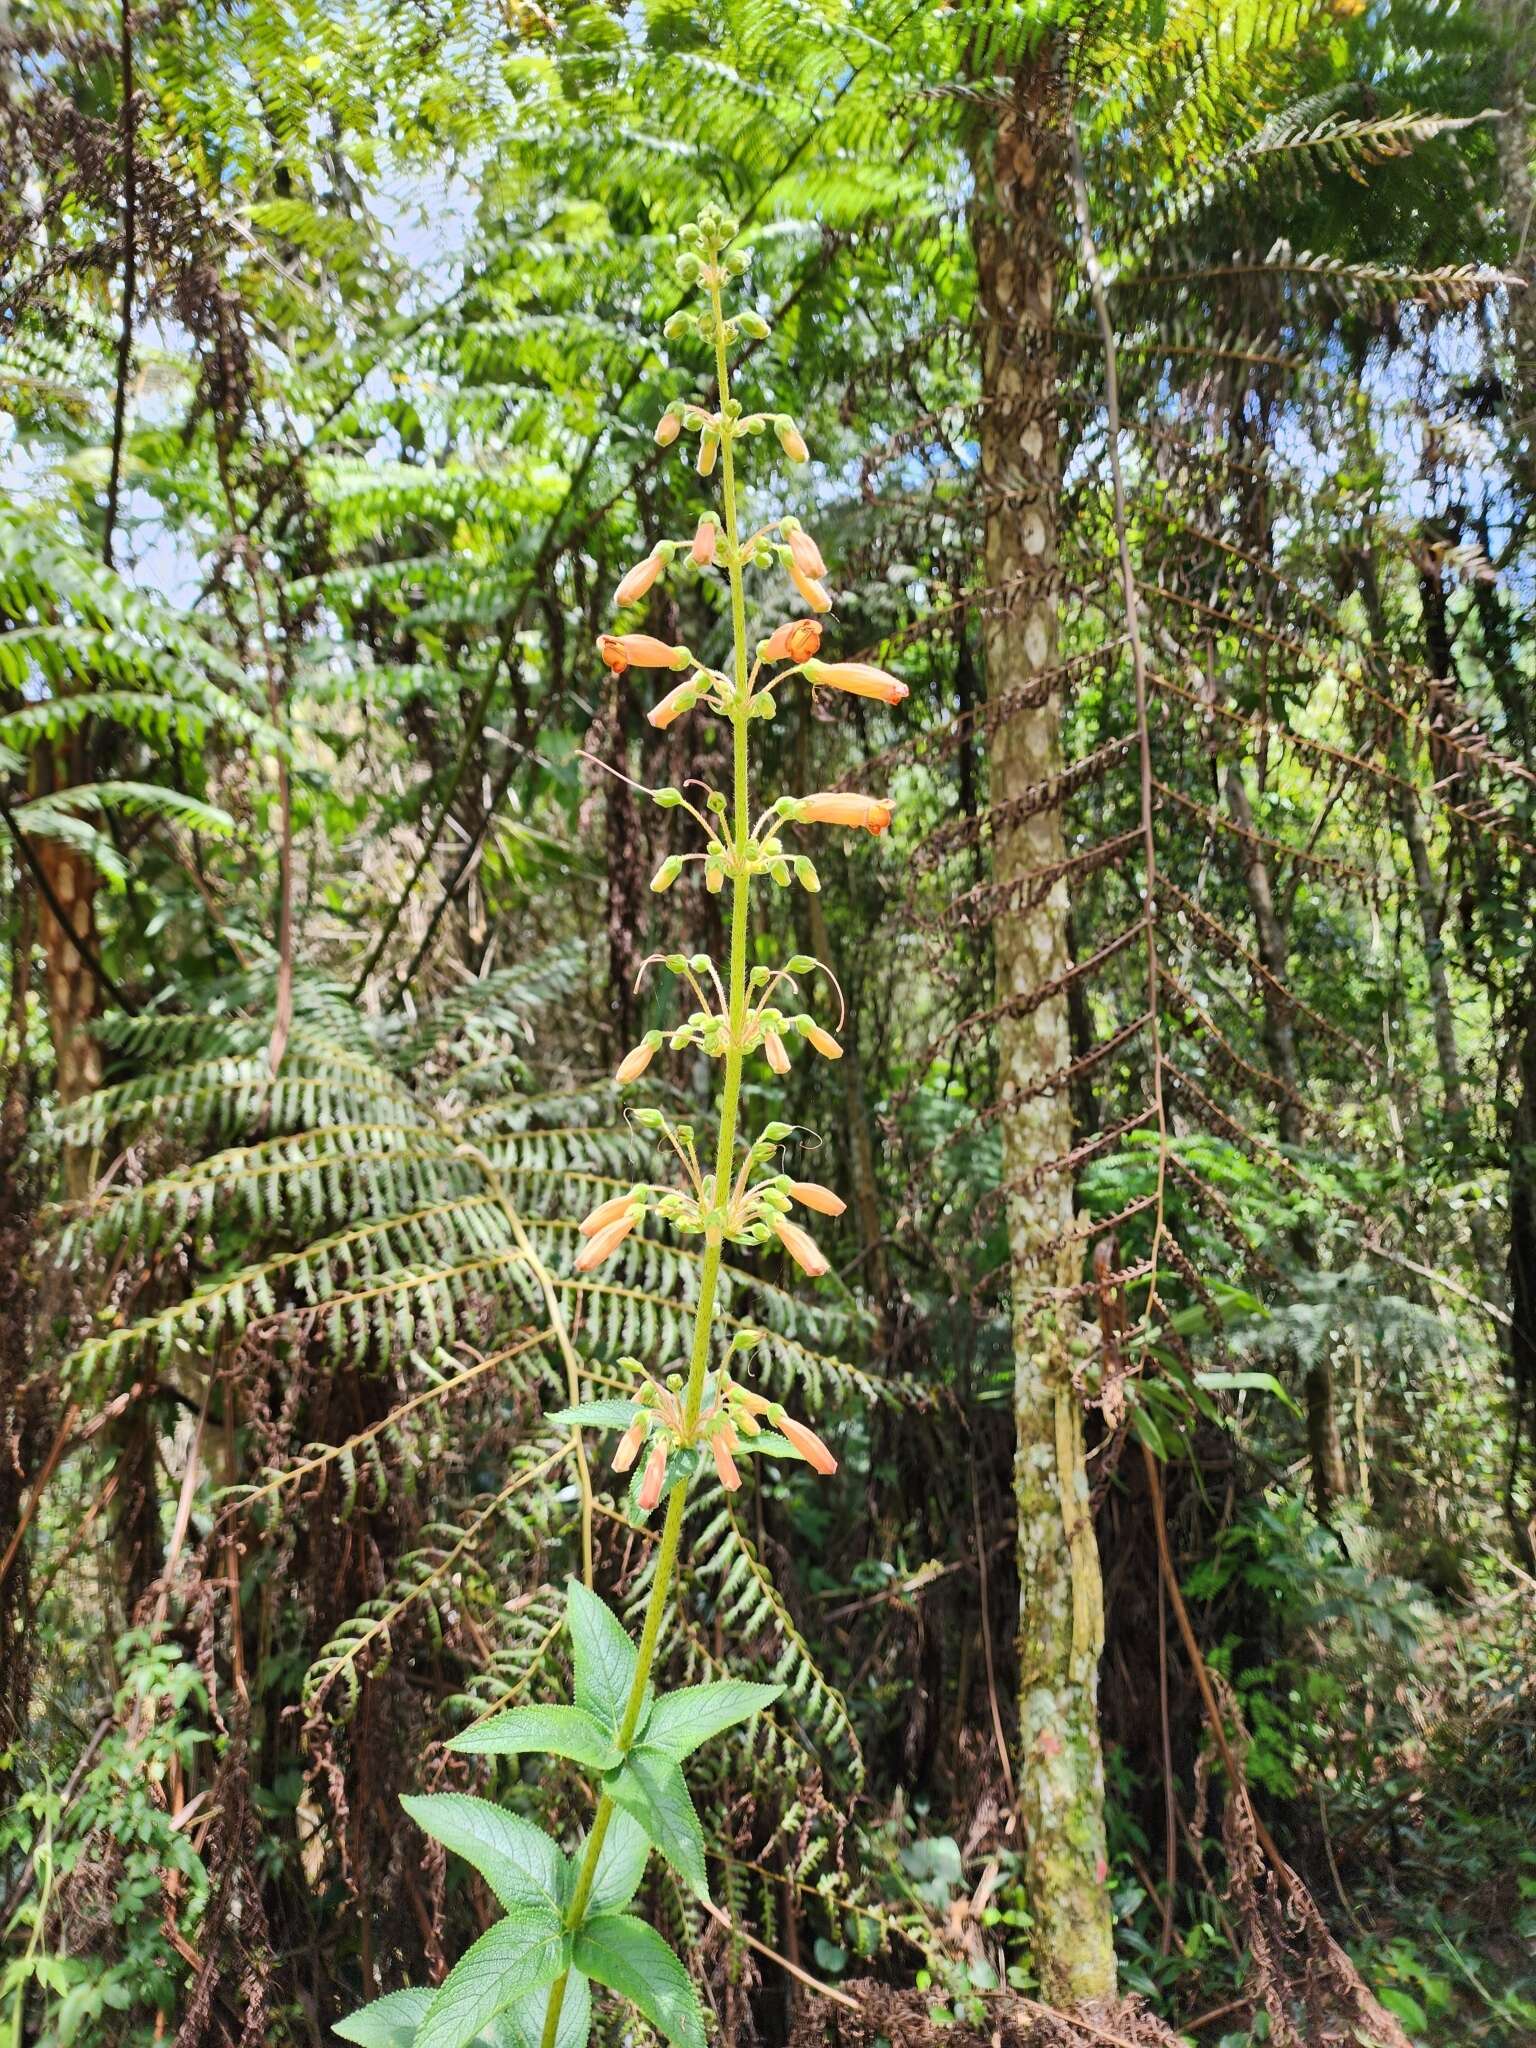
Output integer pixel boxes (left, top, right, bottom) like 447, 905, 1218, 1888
662, 310, 693, 341
690, 516, 718, 567
615, 1039, 657, 1084
599, 633, 690, 674
655, 411, 681, 447
764, 1029, 791, 1075
649, 855, 684, 892
787, 559, 831, 614
697, 432, 718, 477
798, 792, 894, 834
802, 658, 907, 705
580, 1191, 639, 1236
612, 1414, 648, 1472
711, 1431, 742, 1492
793, 856, 820, 893
614, 546, 667, 608
777, 1412, 838, 1475
776, 419, 809, 463
789, 1181, 846, 1217
638, 1439, 668, 1511
575, 1212, 636, 1272
771, 1215, 829, 1277
648, 683, 698, 732
785, 527, 827, 580
760, 617, 823, 665
801, 1021, 842, 1060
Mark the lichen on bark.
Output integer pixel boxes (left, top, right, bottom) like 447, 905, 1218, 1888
972, 56, 1116, 2006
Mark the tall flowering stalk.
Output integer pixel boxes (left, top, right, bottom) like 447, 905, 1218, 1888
337, 208, 902, 2048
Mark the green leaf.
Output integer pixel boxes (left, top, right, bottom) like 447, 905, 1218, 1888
604, 1746, 709, 1900
488, 1971, 591, 2048
565, 1582, 637, 1732
640, 1680, 781, 1760
546, 1400, 639, 1432
586, 1807, 649, 1913
401, 1795, 564, 1913
573, 1914, 705, 2048
1193, 1370, 1302, 1417
416, 1911, 571, 2048
1376, 1987, 1427, 2032
446, 1705, 620, 1771
333, 1987, 431, 2046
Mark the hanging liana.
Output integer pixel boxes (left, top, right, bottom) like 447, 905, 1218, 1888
335, 204, 902, 2048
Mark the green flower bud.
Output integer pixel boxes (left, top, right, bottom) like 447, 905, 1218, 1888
652, 785, 683, 808
786, 954, 815, 974
793, 856, 820, 892
762, 1121, 795, 1142
662, 310, 693, 341
651, 855, 684, 892
738, 310, 769, 339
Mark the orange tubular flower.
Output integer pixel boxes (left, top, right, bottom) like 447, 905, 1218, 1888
761, 617, 823, 665
637, 1439, 668, 1511
612, 1415, 648, 1472
614, 547, 667, 607
647, 679, 698, 730
690, 517, 717, 567
580, 1192, 636, 1236
598, 633, 690, 675
787, 559, 832, 614
615, 1040, 656, 1084
574, 1213, 635, 1272
789, 1181, 846, 1217
710, 1431, 742, 1492
803, 658, 907, 705
763, 1029, 791, 1075
798, 792, 893, 834
785, 527, 827, 580
777, 1413, 838, 1476
772, 1214, 829, 1277
803, 1022, 842, 1061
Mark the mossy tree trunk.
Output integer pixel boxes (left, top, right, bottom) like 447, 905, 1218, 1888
972, 59, 1116, 2006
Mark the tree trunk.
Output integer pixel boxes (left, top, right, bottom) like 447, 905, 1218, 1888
27, 738, 104, 1196
1353, 548, 1468, 1122
1396, 781, 1467, 1121
973, 61, 1116, 2006
1505, 995, 1536, 1563
1305, 1357, 1349, 1519
1221, 763, 1303, 1148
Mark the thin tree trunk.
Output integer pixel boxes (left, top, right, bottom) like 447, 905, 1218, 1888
973, 61, 1115, 2005
1396, 781, 1467, 1120
1221, 763, 1303, 1148
1354, 549, 1468, 1121
27, 738, 104, 1192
